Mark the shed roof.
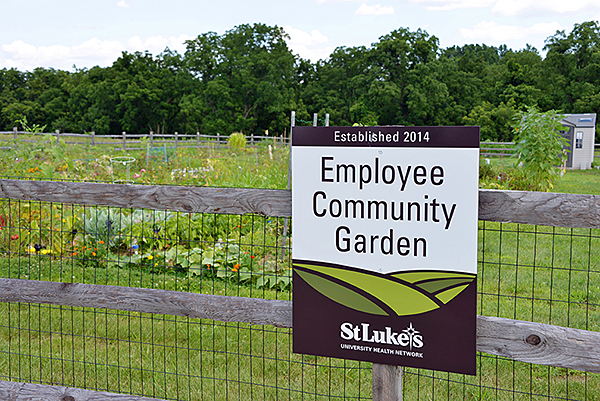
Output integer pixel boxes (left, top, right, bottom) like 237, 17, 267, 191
561, 113, 597, 128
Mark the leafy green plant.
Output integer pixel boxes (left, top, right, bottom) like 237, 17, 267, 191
81, 209, 130, 248
16, 116, 46, 134
228, 132, 246, 150
512, 107, 567, 191
255, 259, 291, 290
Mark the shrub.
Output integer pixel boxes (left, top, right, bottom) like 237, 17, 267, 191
228, 132, 246, 150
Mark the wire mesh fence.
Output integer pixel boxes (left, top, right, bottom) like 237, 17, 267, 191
405, 222, 600, 400
0, 197, 372, 400
0, 184, 598, 400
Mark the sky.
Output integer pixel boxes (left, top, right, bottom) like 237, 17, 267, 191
2, 0, 600, 72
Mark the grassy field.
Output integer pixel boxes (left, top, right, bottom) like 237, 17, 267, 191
554, 167, 600, 195
482, 153, 600, 195
0, 139, 599, 400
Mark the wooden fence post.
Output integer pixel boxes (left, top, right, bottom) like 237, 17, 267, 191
55, 129, 60, 144
373, 364, 402, 401
217, 133, 220, 148
12, 127, 17, 140
122, 131, 126, 151
91, 131, 95, 146
150, 131, 154, 147
175, 131, 178, 150
250, 133, 254, 146
196, 132, 200, 149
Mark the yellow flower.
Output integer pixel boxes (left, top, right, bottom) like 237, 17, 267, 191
148, 255, 153, 260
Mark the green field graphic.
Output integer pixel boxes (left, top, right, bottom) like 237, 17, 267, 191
294, 262, 475, 317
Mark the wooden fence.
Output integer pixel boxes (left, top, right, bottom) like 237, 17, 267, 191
479, 141, 515, 157
0, 129, 289, 151
0, 179, 599, 400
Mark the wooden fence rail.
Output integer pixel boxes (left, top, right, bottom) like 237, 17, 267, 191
0, 179, 599, 401
1, 179, 598, 229
0, 130, 289, 151
0, 380, 166, 401
480, 141, 515, 157
0, 278, 598, 374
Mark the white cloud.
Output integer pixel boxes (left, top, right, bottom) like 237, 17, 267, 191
282, 26, 332, 61
460, 21, 563, 42
409, 0, 494, 11
283, 26, 328, 46
0, 35, 193, 71
355, 3, 394, 15
1, 39, 122, 70
127, 34, 192, 54
492, 0, 600, 16
117, 0, 130, 8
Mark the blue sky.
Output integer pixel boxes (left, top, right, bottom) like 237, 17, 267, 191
2, 0, 600, 71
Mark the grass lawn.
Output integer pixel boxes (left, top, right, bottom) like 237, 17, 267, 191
553, 167, 600, 195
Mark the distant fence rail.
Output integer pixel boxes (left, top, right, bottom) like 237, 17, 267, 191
0, 178, 599, 400
480, 141, 515, 157
0, 129, 288, 151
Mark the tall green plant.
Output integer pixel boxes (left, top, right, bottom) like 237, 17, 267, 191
16, 116, 46, 134
228, 132, 246, 150
512, 107, 567, 191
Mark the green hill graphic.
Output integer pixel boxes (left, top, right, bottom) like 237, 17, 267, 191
294, 262, 475, 317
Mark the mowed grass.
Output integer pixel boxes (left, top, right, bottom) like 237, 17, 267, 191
554, 167, 600, 195
0, 256, 372, 400
0, 146, 599, 399
0, 304, 371, 400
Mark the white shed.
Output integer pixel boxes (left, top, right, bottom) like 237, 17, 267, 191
560, 113, 597, 169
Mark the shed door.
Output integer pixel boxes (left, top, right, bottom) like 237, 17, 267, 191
560, 129, 573, 168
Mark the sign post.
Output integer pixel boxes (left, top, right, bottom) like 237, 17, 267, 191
292, 126, 480, 375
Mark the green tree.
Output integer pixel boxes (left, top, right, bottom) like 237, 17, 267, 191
463, 101, 517, 141
369, 27, 439, 124
185, 23, 296, 135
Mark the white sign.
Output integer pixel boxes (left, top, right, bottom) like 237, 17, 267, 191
293, 144, 478, 275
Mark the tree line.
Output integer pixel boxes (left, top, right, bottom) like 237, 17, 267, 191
1, 21, 600, 142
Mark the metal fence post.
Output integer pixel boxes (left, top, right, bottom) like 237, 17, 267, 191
91, 131, 95, 146
196, 132, 200, 149
122, 131, 126, 151
373, 364, 403, 401
175, 131, 178, 149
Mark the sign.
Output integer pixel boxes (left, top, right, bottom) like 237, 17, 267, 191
292, 126, 479, 375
